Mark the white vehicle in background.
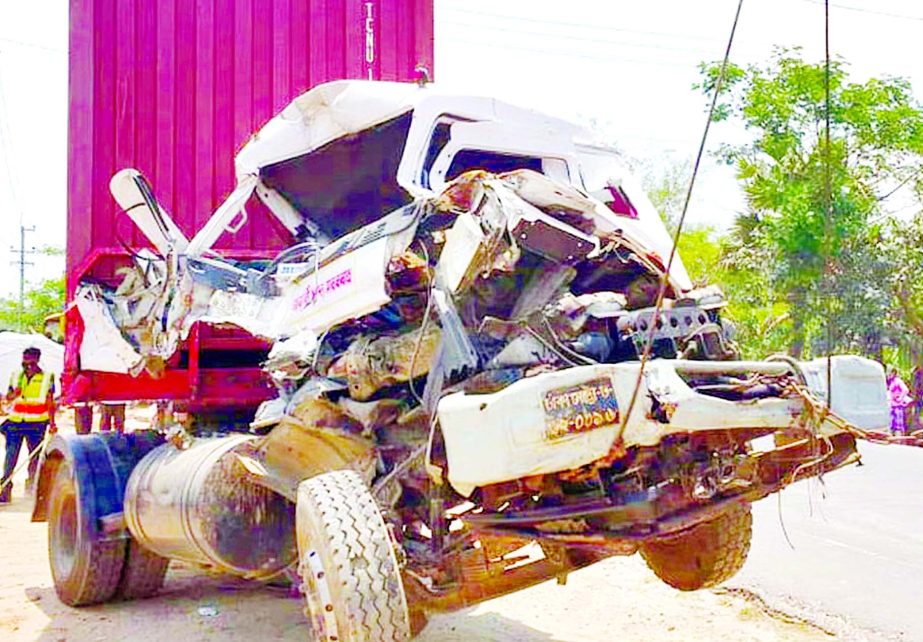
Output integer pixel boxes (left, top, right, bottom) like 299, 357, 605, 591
34, 81, 888, 641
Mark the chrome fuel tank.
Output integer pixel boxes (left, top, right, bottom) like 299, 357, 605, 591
124, 435, 296, 579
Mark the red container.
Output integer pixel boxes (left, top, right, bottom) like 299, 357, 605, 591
65, 0, 434, 409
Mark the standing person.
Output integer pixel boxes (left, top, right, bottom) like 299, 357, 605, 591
99, 403, 126, 433
0, 347, 56, 503
886, 367, 912, 436
911, 365, 923, 432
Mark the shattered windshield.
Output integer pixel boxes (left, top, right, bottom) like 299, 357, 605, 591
259, 113, 414, 240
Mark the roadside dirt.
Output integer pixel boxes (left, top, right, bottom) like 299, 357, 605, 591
0, 420, 836, 642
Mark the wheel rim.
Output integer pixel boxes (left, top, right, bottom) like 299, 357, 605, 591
301, 548, 340, 640
51, 490, 78, 581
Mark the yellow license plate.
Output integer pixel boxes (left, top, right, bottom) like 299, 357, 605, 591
542, 377, 619, 441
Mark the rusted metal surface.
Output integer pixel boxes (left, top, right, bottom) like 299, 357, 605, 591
249, 397, 377, 499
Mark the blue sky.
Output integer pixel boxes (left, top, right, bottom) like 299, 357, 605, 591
1, 0, 922, 298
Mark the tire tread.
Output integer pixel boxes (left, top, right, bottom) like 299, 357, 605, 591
640, 502, 753, 591
297, 470, 411, 641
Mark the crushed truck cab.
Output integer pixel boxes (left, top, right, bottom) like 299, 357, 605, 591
37, 80, 889, 641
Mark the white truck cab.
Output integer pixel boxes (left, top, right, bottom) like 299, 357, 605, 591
230, 80, 692, 290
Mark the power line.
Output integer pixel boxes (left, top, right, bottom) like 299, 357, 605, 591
0, 37, 66, 53
441, 36, 700, 68
442, 20, 717, 57
614, 0, 747, 448
442, 6, 721, 42
0, 50, 21, 226
801, 0, 923, 21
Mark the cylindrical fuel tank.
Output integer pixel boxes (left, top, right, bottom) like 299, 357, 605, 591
124, 435, 296, 579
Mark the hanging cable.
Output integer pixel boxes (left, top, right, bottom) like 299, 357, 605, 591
823, 0, 834, 414
0, 51, 22, 227
612, 0, 745, 450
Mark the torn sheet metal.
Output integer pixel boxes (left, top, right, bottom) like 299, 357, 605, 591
252, 397, 376, 498
74, 286, 144, 374
327, 325, 441, 401
435, 212, 486, 293
234, 80, 422, 178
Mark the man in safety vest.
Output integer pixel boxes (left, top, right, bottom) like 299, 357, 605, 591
0, 347, 56, 503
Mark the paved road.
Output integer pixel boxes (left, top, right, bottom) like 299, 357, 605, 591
730, 442, 923, 640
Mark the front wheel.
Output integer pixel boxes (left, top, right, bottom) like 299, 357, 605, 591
296, 470, 412, 641
640, 502, 752, 591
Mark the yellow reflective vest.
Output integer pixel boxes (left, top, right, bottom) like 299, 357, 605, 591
7, 370, 54, 423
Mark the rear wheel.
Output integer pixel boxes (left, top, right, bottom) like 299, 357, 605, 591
296, 470, 412, 641
640, 502, 752, 591
47, 460, 126, 606
116, 539, 170, 600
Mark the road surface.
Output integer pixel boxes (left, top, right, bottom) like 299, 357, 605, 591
0, 421, 916, 640
0, 461, 831, 642
731, 442, 923, 641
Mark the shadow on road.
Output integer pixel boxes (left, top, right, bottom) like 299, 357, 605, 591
421, 611, 560, 641
27, 565, 306, 642
25, 564, 557, 642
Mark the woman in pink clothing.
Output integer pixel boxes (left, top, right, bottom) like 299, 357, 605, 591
887, 368, 913, 435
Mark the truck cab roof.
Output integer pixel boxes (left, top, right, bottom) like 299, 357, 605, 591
231, 80, 691, 290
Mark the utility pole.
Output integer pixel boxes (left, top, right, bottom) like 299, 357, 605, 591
10, 224, 36, 331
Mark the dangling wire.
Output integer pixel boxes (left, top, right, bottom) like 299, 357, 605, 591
613, 0, 745, 447
823, 0, 834, 415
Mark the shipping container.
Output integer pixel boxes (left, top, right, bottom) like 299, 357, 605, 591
65, 0, 434, 410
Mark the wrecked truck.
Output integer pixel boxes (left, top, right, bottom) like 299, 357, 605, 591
33, 80, 889, 640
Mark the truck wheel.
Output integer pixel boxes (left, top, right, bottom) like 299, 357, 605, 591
116, 539, 170, 600
47, 460, 126, 606
296, 470, 411, 642
640, 502, 752, 591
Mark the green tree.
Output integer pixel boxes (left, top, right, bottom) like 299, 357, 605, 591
883, 212, 923, 369
700, 49, 923, 357
640, 159, 691, 231
0, 276, 66, 333
674, 222, 792, 359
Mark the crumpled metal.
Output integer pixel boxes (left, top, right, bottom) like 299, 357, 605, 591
327, 326, 441, 401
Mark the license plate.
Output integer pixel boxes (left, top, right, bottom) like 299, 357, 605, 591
542, 377, 619, 441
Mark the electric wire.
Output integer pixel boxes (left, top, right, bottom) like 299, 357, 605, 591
441, 6, 723, 42
442, 20, 718, 57
612, 0, 746, 449
440, 36, 699, 69
408, 240, 435, 408
823, 0, 834, 420
0, 37, 66, 53
0, 51, 21, 226
801, 0, 923, 21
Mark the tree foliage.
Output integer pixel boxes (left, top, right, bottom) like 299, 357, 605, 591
0, 276, 65, 333
698, 49, 923, 357
640, 159, 691, 231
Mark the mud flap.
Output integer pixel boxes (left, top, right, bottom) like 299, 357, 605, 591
32, 431, 165, 541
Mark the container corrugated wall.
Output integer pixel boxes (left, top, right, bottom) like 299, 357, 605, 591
67, 0, 434, 285
65, 0, 433, 407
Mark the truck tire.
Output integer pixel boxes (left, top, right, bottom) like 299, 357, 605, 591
47, 460, 126, 606
296, 470, 411, 642
116, 539, 170, 600
640, 502, 752, 591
